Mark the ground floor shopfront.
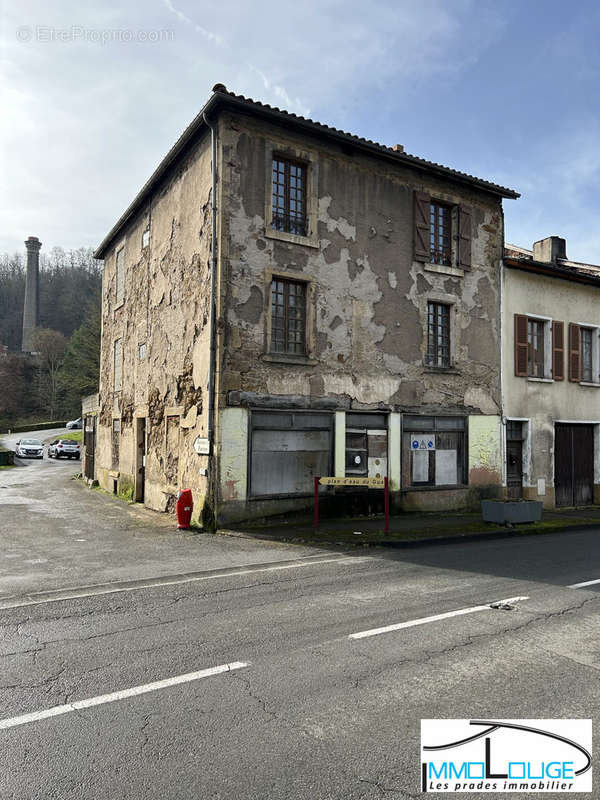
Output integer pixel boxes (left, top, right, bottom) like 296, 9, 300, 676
218, 406, 503, 523
504, 417, 600, 508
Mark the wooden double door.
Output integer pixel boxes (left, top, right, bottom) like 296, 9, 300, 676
554, 424, 594, 507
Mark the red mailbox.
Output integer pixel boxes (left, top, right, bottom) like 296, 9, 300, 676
176, 488, 193, 529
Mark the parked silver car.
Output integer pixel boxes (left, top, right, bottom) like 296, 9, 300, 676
15, 439, 44, 459
48, 439, 81, 459
66, 417, 82, 430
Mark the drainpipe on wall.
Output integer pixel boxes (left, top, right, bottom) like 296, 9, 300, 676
203, 112, 218, 522
499, 205, 506, 490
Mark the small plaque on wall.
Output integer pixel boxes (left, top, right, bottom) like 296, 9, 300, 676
194, 436, 210, 455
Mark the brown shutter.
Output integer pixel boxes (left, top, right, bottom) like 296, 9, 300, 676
552, 321, 564, 380
569, 323, 581, 382
458, 205, 472, 269
413, 191, 430, 262
514, 314, 528, 377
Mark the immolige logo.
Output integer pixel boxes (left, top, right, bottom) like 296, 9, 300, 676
421, 719, 592, 793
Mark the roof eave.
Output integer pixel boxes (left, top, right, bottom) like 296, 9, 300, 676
95, 89, 519, 259
504, 256, 600, 288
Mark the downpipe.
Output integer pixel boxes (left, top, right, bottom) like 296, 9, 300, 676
203, 112, 218, 528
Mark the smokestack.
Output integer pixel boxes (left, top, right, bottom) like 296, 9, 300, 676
22, 236, 41, 353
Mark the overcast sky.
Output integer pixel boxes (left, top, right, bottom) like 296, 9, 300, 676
2, 0, 600, 262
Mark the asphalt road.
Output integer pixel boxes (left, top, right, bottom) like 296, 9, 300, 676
1, 431, 599, 798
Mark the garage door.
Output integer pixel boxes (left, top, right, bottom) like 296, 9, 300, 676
555, 424, 594, 507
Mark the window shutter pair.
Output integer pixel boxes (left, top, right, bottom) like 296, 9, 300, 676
413, 191, 471, 268
513, 314, 566, 379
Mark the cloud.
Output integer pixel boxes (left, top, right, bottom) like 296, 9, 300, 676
4, 0, 598, 267
162, 0, 223, 46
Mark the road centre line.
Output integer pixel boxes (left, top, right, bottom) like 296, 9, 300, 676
0, 661, 249, 731
568, 577, 600, 589
348, 596, 530, 640
0, 555, 370, 610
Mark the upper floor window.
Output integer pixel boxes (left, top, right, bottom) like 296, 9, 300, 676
272, 157, 307, 237
581, 327, 594, 382
514, 314, 564, 381
271, 278, 306, 355
426, 302, 451, 368
528, 318, 545, 378
430, 202, 452, 266
414, 191, 472, 270
113, 338, 122, 391
115, 247, 125, 306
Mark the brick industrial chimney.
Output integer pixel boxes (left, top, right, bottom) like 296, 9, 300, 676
22, 236, 41, 353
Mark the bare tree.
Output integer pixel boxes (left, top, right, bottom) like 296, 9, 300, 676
32, 328, 67, 420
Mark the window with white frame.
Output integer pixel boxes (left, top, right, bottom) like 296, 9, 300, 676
514, 314, 555, 379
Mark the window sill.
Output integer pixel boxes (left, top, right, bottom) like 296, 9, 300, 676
265, 228, 319, 249
424, 366, 460, 374
527, 377, 553, 383
579, 381, 600, 388
249, 491, 315, 501
424, 263, 465, 278
262, 353, 318, 366
402, 484, 468, 492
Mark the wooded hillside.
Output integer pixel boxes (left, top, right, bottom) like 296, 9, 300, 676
0, 247, 102, 428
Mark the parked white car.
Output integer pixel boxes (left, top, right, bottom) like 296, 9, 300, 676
66, 417, 82, 430
15, 439, 44, 459
48, 439, 81, 460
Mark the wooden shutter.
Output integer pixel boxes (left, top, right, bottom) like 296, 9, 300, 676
458, 205, 472, 269
569, 323, 581, 382
413, 191, 430, 262
552, 321, 564, 380
514, 314, 528, 377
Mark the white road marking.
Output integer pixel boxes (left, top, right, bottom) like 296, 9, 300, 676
348, 596, 530, 640
568, 578, 600, 589
0, 555, 370, 610
0, 661, 249, 731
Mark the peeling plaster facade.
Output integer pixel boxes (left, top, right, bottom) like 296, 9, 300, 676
94, 88, 516, 524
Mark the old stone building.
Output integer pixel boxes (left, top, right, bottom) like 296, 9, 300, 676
93, 84, 518, 524
503, 237, 600, 507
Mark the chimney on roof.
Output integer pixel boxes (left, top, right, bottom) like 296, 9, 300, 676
533, 236, 567, 264
22, 236, 41, 353
392, 144, 404, 153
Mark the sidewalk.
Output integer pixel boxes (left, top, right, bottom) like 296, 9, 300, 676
219, 505, 600, 548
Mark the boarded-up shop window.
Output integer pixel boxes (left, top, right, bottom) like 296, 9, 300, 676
345, 413, 387, 478
402, 416, 466, 488
111, 418, 120, 470
165, 415, 180, 484
250, 411, 332, 497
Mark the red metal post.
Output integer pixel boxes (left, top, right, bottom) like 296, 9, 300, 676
384, 477, 389, 534
314, 476, 319, 531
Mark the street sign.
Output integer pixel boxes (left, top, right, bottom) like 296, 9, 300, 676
318, 476, 385, 487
